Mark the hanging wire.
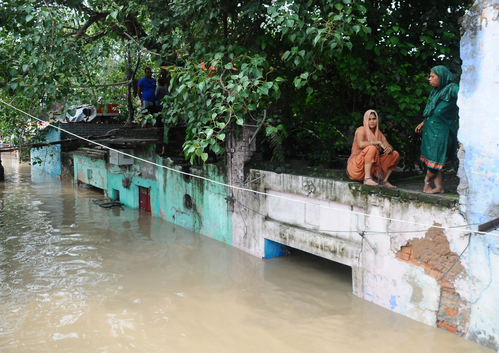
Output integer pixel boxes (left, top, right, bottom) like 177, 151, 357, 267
0, 99, 490, 237
438, 233, 473, 281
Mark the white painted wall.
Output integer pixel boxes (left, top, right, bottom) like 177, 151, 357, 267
459, 1, 499, 349
232, 170, 469, 328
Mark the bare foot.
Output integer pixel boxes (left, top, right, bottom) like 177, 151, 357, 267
381, 181, 396, 188
426, 187, 444, 194
363, 178, 378, 186
423, 182, 433, 193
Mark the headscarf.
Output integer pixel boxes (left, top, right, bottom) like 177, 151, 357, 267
423, 65, 458, 118
363, 109, 380, 142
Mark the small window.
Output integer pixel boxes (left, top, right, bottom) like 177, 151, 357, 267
183, 194, 193, 210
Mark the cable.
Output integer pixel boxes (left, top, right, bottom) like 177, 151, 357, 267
0, 99, 490, 236
438, 233, 472, 281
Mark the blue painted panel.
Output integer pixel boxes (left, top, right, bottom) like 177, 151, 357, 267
264, 238, 288, 259
31, 128, 62, 176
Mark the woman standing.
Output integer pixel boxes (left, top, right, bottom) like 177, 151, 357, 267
347, 110, 400, 187
415, 66, 459, 194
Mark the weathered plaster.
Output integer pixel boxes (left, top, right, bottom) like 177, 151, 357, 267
31, 128, 61, 177
231, 168, 469, 329
74, 155, 107, 189
458, 0, 499, 349
459, 0, 499, 225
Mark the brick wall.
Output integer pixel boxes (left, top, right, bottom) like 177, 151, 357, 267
59, 123, 125, 140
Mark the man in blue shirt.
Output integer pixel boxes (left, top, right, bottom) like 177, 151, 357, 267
137, 67, 156, 114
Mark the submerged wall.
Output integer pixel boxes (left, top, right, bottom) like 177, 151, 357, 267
31, 128, 61, 177
232, 169, 472, 330
458, 0, 499, 349
72, 146, 232, 246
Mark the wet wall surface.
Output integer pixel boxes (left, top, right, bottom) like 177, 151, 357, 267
0, 154, 490, 352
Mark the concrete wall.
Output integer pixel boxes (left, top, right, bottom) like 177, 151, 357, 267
72, 147, 233, 245
74, 153, 107, 189
232, 169, 471, 329
31, 123, 125, 177
31, 128, 61, 177
458, 0, 499, 350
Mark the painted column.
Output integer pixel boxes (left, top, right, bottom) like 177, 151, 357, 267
458, 0, 499, 350
459, 0, 499, 224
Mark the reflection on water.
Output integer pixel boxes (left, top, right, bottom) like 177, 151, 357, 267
0, 154, 490, 352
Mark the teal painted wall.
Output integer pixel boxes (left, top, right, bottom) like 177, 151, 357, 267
156, 158, 232, 245
107, 165, 161, 218
73, 151, 232, 246
31, 128, 62, 176
74, 155, 107, 189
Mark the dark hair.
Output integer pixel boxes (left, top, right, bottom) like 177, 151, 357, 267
145, 67, 152, 73
158, 78, 166, 86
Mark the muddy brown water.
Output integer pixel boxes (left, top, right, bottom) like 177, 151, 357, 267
0, 153, 490, 352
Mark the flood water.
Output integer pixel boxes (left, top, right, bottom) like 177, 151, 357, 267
0, 153, 491, 352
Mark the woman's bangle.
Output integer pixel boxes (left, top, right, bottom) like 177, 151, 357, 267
371, 141, 373, 144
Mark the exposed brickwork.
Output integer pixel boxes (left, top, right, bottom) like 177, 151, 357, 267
438, 321, 457, 334
59, 123, 125, 140
396, 223, 469, 336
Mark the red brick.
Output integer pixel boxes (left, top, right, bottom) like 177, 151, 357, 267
429, 269, 443, 279
439, 279, 455, 290
397, 251, 411, 261
444, 306, 459, 317
400, 245, 413, 255
438, 321, 457, 334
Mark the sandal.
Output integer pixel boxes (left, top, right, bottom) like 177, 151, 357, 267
363, 177, 378, 186
380, 180, 396, 188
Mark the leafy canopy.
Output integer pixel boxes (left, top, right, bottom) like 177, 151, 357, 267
0, 0, 470, 167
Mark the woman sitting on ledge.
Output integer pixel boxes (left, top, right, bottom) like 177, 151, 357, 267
347, 109, 400, 187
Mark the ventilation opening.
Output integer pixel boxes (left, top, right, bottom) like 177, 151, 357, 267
264, 239, 353, 291
80, 183, 104, 194
111, 189, 120, 201
183, 194, 193, 210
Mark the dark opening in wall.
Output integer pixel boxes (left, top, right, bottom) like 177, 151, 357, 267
183, 194, 193, 210
263, 239, 353, 292
79, 183, 104, 194
111, 189, 120, 201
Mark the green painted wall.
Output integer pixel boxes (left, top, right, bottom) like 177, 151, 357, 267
156, 158, 233, 245
72, 151, 232, 246
74, 155, 107, 189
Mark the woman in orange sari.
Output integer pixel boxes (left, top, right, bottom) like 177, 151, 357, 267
347, 110, 400, 187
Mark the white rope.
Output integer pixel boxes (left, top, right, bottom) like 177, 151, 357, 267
0, 99, 490, 236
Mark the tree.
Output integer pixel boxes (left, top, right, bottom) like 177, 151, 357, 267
0, 0, 470, 168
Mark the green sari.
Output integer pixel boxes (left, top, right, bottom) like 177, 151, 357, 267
420, 66, 459, 171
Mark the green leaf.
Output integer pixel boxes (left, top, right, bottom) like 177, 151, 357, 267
212, 144, 221, 154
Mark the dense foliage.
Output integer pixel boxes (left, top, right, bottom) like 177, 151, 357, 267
0, 0, 470, 167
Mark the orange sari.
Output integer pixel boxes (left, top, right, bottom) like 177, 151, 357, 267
346, 127, 399, 181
